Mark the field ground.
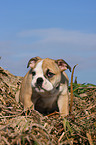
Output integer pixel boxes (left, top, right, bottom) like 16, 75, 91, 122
0, 67, 96, 145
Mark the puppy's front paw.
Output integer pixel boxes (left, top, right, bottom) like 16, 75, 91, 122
60, 111, 69, 117
24, 102, 34, 111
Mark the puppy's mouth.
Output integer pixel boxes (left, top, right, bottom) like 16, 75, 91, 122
34, 84, 46, 92
34, 83, 60, 93
36, 85, 44, 90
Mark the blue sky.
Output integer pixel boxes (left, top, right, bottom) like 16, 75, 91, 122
0, 0, 96, 84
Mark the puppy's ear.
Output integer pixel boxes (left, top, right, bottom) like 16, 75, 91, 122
55, 59, 71, 72
27, 56, 42, 68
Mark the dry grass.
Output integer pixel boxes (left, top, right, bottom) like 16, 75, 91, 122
0, 67, 96, 145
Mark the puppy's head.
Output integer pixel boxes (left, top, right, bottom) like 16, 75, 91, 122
27, 57, 71, 93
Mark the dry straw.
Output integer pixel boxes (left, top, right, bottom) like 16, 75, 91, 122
0, 67, 96, 144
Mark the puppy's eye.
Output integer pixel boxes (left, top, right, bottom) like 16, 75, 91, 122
32, 71, 36, 76
46, 70, 55, 78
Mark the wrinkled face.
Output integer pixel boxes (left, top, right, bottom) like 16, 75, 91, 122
31, 59, 61, 93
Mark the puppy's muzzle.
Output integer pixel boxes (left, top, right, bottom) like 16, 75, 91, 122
36, 77, 43, 88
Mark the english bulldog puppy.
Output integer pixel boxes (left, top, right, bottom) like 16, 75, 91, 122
16, 57, 71, 117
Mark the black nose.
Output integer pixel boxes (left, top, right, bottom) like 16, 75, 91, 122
36, 77, 43, 87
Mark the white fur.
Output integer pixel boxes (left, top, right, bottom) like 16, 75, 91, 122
31, 60, 53, 92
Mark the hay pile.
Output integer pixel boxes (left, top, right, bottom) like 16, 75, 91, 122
0, 67, 96, 145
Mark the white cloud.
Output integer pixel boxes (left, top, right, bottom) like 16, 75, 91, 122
18, 28, 96, 50
17, 28, 96, 71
